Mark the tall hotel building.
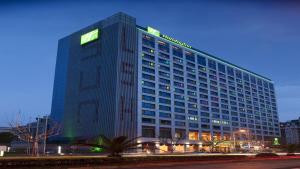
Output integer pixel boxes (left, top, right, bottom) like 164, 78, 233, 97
51, 13, 280, 149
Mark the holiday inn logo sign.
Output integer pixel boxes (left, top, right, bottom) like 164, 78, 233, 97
80, 29, 99, 45
147, 27, 192, 49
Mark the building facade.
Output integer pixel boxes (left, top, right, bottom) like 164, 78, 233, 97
51, 12, 280, 150
280, 117, 300, 145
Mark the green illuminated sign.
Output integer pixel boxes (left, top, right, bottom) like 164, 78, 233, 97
91, 147, 103, 153
147, 27, 160, 37
273, 138, 280, 146
147, 26, 192, 49
162, 34, 192, 49
80, 29, 99, 45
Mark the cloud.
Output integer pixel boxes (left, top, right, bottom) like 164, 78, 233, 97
276, 84, 300, 121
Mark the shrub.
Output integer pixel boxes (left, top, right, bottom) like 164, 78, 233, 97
287, 144, 297, 153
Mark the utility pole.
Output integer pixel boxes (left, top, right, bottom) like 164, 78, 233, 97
43, 115, 48, 155
34, 117, 40, 156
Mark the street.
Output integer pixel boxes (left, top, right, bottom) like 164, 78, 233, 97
72, 158, 300, 169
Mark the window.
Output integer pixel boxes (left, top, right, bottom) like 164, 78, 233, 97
201, 118, 210, 123
227, 66, 234, 76
185, 51, 195, 62
160, 120, 171, 126
142, 95, 155, 102
172, 46, 183, 58
174, 75, 184, 82
201, 112, 209, 117
159, 105, 171, 111
235, 70, 242, 79
142, 67, 155, 74
175, 114, 185, 120
159, 91, 170, 98
159, 127, 171, 138
159, 71, 170, 78
188, 97, 197, 103
142, 60, 155, 67
142, 80, 155, 88
186, 67, 195, 73
218, 63, 225, 73
158, 40, 169, 53
173, 69, 184, 75
189, 123, 198, 128
142, 34, 155, 48
187, 79, 196, 85
159, 112, 171, 118
142, 53, 155, 61
188, 116, 198, 121
142, 73, 155, 81
159, 78, 170, 84
197, 55, 206, 66
174, 81, 184, 88
142, 110, 155, 116
159, 84, 170, 91
175, 121, 185, 127
142, 46, 154, 54
142, 102, 155, 109
208, 59, 216, 70
159, 52, 169, 59
173, 63, 183, 69
243, 73, 249, 81
159, 98, 171, 104
174, 94, 184, 100
159, 58, 169, 65
142, 88, 155, 95
189, 131, 199, 140
142, 126, 155, 138
175, 107, 185, 113
188, 110, 198, 115
187, 91, 196, 96
174, 101, 185, 107
174, 88, 184, 94
188, 103, 197, 109
142, 118, 155, 124
250, 76, 256, 84
175, 129, 186, 139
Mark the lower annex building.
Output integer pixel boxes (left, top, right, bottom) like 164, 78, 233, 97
50, 12, 280, 152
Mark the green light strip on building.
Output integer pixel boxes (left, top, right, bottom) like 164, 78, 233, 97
80, 29, 99, 45
161, 34, 192, 49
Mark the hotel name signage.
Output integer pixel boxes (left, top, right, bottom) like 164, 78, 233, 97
80, 29, 99, 45
147, 27, 192, 49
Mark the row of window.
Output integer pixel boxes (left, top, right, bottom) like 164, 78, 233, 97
142, 34, 274, 91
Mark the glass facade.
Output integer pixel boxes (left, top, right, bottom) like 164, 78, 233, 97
138, 29, 279, 142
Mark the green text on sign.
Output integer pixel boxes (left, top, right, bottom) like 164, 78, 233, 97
81, 29, 99, 45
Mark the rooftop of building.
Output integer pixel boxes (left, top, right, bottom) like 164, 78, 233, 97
137, 25, 273, 82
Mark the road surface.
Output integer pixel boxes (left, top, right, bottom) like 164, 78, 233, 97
72, 158, 300, 169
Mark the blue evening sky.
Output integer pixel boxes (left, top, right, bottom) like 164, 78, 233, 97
0, 0, 299, 126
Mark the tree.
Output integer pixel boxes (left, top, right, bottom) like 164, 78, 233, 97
77, 135, 142, 157
0, 132, 16, 146
287, 144, 297, 154
9, 116, 61, 156
202, 137, 231, 152
158, 136, 182, 153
